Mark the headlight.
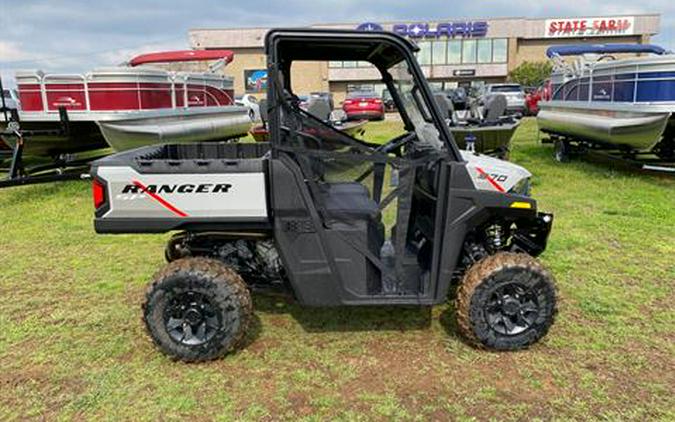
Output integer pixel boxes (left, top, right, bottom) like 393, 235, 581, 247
509, 177, 531, 196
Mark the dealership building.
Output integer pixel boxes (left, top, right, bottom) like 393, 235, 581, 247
187, 14, 660, 103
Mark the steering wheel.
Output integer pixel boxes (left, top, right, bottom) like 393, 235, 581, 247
376, 131, 416, 155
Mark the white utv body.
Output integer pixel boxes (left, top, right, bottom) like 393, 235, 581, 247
91, 29, 556, 362
93, 147, 531, 224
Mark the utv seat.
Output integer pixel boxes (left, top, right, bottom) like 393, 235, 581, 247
319, 182, 379, 221
318, 182, 385, 260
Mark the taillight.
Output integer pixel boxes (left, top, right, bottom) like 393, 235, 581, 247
374, 99, 382, 104
92, 178, 106, 209
343, 100, 353, 105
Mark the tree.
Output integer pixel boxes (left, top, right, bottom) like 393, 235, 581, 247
508, 61, 553, 87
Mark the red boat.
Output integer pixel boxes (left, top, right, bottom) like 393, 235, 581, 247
0, 50, 251, 157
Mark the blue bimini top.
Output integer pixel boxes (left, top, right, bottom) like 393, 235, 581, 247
546, 44, 667, 58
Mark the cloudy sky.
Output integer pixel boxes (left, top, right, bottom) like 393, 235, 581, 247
1, 0, 673, 84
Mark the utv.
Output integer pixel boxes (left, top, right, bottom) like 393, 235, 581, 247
91, 29, 557, 362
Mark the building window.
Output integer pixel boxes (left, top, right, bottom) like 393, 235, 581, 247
448, 41, 462, 64
462, 40, 477, 64
429, 81, 444, 91
373, 83, 386, 96
432, 40, 446, 65
477, 39, 492, 64
417, 41, 432, 65
492, 39, 508, 63
328, 38, 509, 74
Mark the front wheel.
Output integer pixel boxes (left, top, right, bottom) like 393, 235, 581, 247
455, 252, 557, 351
143, 257, 253, 362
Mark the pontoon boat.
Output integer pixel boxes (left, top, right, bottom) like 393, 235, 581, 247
0, 50, 251, 157
537, 44, 675, 162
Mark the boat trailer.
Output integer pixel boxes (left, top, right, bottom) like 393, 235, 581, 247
0, 108, 102, 189
542, 133, 675, 173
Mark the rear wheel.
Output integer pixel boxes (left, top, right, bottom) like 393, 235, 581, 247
654, 138, 674, 160
455, 252, 557, 351
553, 139, 570, 162
143, 257, 252, 362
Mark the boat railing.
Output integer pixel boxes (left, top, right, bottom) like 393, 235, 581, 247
19, 70, 234, 114
41, 73, 90, 113
550, 61, 675, 104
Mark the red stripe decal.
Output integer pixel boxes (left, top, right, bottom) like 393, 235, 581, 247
132, 180, 189, 217
475, 167, 505, 193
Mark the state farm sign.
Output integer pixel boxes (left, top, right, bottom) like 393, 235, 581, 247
545, 17, 635, 38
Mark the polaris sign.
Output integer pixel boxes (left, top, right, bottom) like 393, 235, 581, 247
356, 21, 489, 38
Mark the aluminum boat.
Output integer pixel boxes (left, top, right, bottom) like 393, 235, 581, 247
435, 93, 520, 159
537, 44, 675, 159
1, 50, 251, 156
450, 121, 520, 157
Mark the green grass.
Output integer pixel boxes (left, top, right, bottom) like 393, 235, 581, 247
1, 118, 674, 420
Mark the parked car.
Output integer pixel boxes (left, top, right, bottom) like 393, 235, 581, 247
342, 91, 384, 120
309, 91, 334, 110
234, 94, 261, 121
483, 84, 526, 115
381, 89, 396, 112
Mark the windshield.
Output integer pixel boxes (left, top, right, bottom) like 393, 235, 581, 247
389, 62, 444, 150
491, 85, 522, 93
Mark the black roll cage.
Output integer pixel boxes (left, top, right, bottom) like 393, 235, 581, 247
263, 28, 462, 162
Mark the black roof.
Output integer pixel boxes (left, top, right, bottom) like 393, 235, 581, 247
265, 28, 419, 68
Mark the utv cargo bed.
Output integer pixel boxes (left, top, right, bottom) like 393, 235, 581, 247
91, 142, 272, 234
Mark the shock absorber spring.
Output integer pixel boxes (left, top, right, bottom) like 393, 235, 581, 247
486, 224, 503, 251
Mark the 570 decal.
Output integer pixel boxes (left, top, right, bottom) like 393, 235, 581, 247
474, 167, 508, 193
477, 172, 508, 183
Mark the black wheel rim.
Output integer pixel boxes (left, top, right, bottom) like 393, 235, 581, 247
163, 291, 221, 346
484, 282, 540, 335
